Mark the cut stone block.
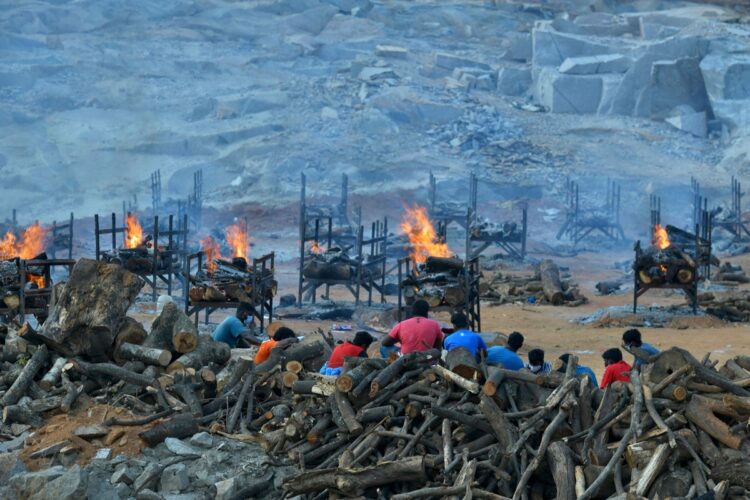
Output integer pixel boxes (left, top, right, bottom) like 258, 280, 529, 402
532, 23, 613, 68
535, 69, 603, 113
666, 111, 707, 138
559, 54, 631, 75
497, 66, 532, 96
435, 52, 490, 71
646, 57, 711, 119
375, 45, 407, 58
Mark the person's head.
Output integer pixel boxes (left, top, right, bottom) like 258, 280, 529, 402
236, 303, 254, 324
274, 327, 296, 341
353, 331, 374, 348
602, 348, 623, 367
557, 353, 571, 373
412, 300, 430, 318
451, 312, 468, 330
507, 332, 524, 352
622, 329, 642, 348
528, 348, 545, 366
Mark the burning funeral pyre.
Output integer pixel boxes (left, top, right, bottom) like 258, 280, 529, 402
100, 214, 177, 274
634, 225, 699, 287
189, 221, 275, 304
0, 223, 52, 313
398, 206, 476, 311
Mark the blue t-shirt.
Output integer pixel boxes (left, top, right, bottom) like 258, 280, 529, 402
211, 316, 245, 347
634, 343, 660, 367
576, 366, 598, 387
444, 330, 487, 356
486, 346, 524, 370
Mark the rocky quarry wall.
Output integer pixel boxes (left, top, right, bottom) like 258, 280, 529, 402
490, 6, 750, 139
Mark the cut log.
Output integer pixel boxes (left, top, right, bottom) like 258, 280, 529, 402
445, 347, 480, 381
216, 355, 253, 392
443, 286, 466, 307
112, 317, 148, 363
685, 394, 742, 449
711, 461, 750, 490
282, 371, 299, 388
39, 259, 144, 358
483, 367, 505, 396
3, 405, 43, 427
539, 259, 564, 305
144, 302, 180, 351
292, 378, 335, 396
286, 360, 304, 374
335, 390, 363, 435
1, 345, 48, 406
635, 443, 671, 496
171, 312, 199, 354
167, 334, 231, 373
39, 356, 66, 391
336, 360, 382, 393
423, 256, 464, 274
204, 286, 226, 302
117, 342, 171, 367
431, 364, 480, 394
200, 368, 216, 400
139, 413, 199, 446
282, 456, 427, 495
547, 441, 576, 500
172, 372, 203, 418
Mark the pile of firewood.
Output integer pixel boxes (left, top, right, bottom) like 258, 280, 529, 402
634, 242, 698, 286
401, 256, 474, 308
303, 247, 382, 282
698, 290, 750, 322
481, 259, 587, 306
470, 217, 522, 240
189, 257, 276, 304
0, 253, 50, 312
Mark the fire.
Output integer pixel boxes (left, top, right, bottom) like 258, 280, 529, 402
309, 241, 324, 254
26, 273, 44, 288
0, 222, 48, 260
125, 214, 143, 249
653, 224, 670, 250
400, 204, 452, 264
201, 236, 222, 273
226, 220, 249, 261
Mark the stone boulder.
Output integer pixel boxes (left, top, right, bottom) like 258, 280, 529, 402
559, 54, 631, 75
532, 22, 616, 69
700, 52, 750, 131
497, 66, 532, 96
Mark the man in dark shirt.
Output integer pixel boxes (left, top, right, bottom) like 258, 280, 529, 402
622, 329, 660, 368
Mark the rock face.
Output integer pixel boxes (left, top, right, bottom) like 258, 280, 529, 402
40, 259, 144, 358
700, 52, 750, 130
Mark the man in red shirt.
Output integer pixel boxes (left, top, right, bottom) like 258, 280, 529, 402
381, 300, 443, 355
600, 348, 632, 388
320, 331, 374, 376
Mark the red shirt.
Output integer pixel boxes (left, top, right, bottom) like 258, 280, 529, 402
327, 342, 365, 369
388, 317, 443, 354
600, 360, 632, 388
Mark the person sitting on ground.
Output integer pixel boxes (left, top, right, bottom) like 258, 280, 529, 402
211, 303, 261, 348
443, 312, 487, 360
380, 299, 443, 357
622, 329, 660, 368
486, 331, 525, 370
525, 348, 552, 375
319, 331, 375, 376
600, 348, 631, 389
557, 353, 598, 387
254, 326, 298, 364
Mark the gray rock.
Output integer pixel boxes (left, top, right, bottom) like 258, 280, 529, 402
375, 45, 407, 59
535, 69, 603, 113
163, 494, 209, 500
666, 111, 708, 138
134, 463, 163, 493
74, 424, 109, 439
559, 54, 631, 75
700, 52, 750, 130
532, 23, 613, 68
189, 432, 214, 449
115, 482, 132, 499
112, 463, 137, 485
435, 53, 490, 71
647, 57, 711, 119
284, 5, 338, 35
137, 488, 165, 500
160, 463, 189, 493
11, 465, 89, 500
502, 32, 532, 63
474, 74, 494, 91
9, 466, 66, 498
497, 66, 532, 96
0, 451, 26, 483
164, 438, 202, 457
358, 67, 397, 81
86, 464, 120, 499
370, 87, 462, 127
212, 477, 238, 500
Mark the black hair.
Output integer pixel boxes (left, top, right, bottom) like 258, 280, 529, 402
602, 348, 623, 363
451, 312, 468, 329
528, 348, 545, 365
622, 329, 642, 346
557, 353, 571, 373
353, 331, 374, 347
237, 302, 254, 316
274, 327, 296, 341
412, 300, 430, 318
507, 331, 524, 351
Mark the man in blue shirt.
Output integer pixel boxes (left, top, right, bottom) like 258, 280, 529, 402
622, 329, 660, 368
558, 353, 598, 387
486, 331, 524, 370
211, 303, 261, 348
443, 312, 487, 359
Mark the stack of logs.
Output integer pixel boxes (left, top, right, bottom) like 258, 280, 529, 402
0, 253, 50, 312
303, 247, 382, 282
481, 259, 587, 306
470, 218, 522, 240
189, 257, 276, 304
634, 242, 697, 286
699, 290, 750, 322
402, 256, 472, 308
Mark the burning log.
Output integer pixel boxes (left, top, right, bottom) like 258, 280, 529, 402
39, 259, 144, 358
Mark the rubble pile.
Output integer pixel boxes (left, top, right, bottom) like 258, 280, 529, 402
481, 259, 588, 306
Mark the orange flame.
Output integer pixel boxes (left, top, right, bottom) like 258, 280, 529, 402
400, 204, 452, 264
201, 236, 222, 273
653, 224, 670, 250
125, 214, 143, 249
309, 241, 324, 254
0, 222, 48, 260
226, 220, 249, 261
26, 273, 45, 288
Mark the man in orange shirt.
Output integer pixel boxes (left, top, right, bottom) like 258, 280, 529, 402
254, 327, 298, 364
600, 348, 632, 388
